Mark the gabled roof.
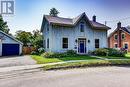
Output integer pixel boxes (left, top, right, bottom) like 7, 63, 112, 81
0, 30, 23, 45
108, 27, 130, 38
41, 12, 111, 31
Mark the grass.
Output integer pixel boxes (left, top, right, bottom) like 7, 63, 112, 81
31, 55, 97, 64
31, 53, 130, 70
43, 59, 130, 70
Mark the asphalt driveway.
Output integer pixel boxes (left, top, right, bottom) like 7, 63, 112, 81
0, 56, 36, 67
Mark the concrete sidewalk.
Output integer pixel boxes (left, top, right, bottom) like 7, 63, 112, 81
1, 58, 130, 73
0, 60, 97, 73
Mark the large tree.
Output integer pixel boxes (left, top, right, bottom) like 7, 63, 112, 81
32, 29, 43, 48
15, 30, 43, 48
49, 8, 59, 17
0, 15, 9, 33
15, 30, 33, 46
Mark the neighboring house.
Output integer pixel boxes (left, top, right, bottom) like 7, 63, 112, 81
0, 30, 23, 56
108, 22, 130, 51
41, 12, 110, 54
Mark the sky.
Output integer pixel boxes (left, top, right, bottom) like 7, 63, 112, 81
2, 0, 130, 35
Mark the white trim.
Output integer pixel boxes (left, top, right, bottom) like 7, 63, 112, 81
114, 43, 118, 48
77, 38, 87, 54
114, 34, 118, 40
0, 30, 23, 45
62, 37, 69, 50
121, 33, 125, 40
123, 42, 129, 49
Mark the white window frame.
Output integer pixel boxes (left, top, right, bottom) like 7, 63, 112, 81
80, 22, 85, 32
114, 43, 118, 48
123, 42, 129, 49
121, 33, 125, 40
114, 34, 118, 40
62, 37, 68, 49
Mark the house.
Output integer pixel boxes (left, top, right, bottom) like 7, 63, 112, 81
0, 30, 23, 56
41, 12, 111, 54
108, 22, 130, 51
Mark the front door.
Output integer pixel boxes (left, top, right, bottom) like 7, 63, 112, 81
78, 38, 86, 54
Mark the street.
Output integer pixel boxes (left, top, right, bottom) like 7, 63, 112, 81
0, 66, 130, 87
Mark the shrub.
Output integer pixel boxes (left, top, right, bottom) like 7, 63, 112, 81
38, 48, 45, 54
42, 50, 77, 58
106, 48, 126, 57
93, 48, 126, 57
31, 51, 39, 55
66, 50, 77, 56
42, 52, 55, 58
93, 48, 109, 56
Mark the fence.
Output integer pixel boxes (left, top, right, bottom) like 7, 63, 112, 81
22, 46, 37, 55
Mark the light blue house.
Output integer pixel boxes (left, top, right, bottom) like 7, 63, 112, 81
41, 13, 110, 54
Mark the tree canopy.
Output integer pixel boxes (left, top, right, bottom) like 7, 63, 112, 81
0, 15, 9, 33
15, 30, 43, 48
49, 8, 59, 17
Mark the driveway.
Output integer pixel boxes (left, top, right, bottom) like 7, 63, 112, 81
0, 56, 36, 67
1, 66, 130, 87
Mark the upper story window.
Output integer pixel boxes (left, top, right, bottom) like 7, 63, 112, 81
121, 33, 125, 40
62, 38, 68, 49
47, 24, 49, 32
95, 39, 99, 48
80, 22, 85, 32
114, 34, 118, 40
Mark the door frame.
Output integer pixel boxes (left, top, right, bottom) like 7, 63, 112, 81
77, 38, 87, 54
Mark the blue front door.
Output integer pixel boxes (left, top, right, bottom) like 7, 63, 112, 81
78, 39, 86, 54
80, 42, 85, 53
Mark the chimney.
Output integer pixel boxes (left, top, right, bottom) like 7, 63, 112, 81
93, 15, 96, 22
117, 22, 121, 28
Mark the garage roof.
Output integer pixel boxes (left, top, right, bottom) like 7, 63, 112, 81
0, 30, 23, 45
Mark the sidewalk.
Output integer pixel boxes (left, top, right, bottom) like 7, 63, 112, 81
0, 59, 102, 73
0, 57, 130, 73
91, 55, 130, 60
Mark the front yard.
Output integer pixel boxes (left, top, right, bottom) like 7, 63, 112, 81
31, 53, 130, 70
31, 55, 98, 64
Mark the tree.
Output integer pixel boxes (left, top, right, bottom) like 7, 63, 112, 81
15, 30, 43, 48
0, 15, 9, 33
32, 29, 43, 48
49, 8, 59, 17
15, 30, 33, 46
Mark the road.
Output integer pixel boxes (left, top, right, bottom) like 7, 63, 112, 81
0, 66, 130, 87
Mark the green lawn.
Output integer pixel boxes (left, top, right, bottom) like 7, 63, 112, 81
43, 59, 130, 70
31, 54, 130, 70
31, 55, 98, 64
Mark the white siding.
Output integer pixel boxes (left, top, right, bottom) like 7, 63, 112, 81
0, 32, 22, 56
42, 20, 108, 53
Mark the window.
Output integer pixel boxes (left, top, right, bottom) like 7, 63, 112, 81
95, 39, 99, 48
47, 24, 49, 31
80, 22, 84, 32
47, 38, 49, 48
114, 44, 118, 48
114, 34, 118, 40
124, 43, 128, 49
62, 38, 68, 48
122, 33, 125, 40
43, 40, 46, 48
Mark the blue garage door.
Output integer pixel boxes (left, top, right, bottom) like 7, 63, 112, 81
2, 44, 19, 56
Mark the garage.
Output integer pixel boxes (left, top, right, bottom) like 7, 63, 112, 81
0, 30, 23, 56
2, 44, 20, 56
